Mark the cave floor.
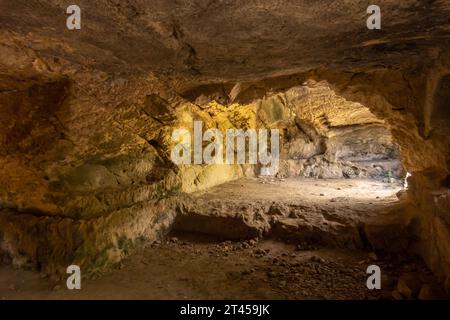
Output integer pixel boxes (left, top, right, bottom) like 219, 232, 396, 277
173, 178, 405, 243
0, 234, 438, 300
195, 177, 403, 204
0, 178, 445, 300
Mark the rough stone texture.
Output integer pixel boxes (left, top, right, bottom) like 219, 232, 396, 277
253, 82, 402, 179
173, 178, 406, 251
0, 0, 449, 286
0, 198, 179, 278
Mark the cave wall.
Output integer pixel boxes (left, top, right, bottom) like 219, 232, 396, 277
254, 82, 402, 180
0, 71, 187, 275
171, 100, 257, 192
0, 70, 262, 275
312, 59, 450, 287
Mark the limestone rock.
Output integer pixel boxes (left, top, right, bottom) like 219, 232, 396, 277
0, 0, 448, 284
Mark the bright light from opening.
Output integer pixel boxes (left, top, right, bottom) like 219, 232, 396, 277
404, 172, 412, 189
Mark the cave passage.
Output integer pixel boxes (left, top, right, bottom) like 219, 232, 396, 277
171, 81, 406, 244
0, 76, 445, 301
0, 0, 449, 302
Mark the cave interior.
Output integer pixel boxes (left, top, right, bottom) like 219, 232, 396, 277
0, 0, 449, 300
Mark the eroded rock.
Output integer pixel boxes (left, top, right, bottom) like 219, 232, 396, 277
0, 1, 448, 288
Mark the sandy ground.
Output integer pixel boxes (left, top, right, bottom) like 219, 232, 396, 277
195, 178, 403, 204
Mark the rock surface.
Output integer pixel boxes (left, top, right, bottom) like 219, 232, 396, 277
0, 0, 449, 288
173, 178, 406, 250
0, 235, 446, 300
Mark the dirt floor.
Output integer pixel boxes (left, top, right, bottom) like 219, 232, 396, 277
0, 178, 447, 300
195, 177, 403, 203
0, 234, 443, 300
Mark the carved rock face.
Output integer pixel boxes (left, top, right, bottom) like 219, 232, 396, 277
0, 1, 449, 285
